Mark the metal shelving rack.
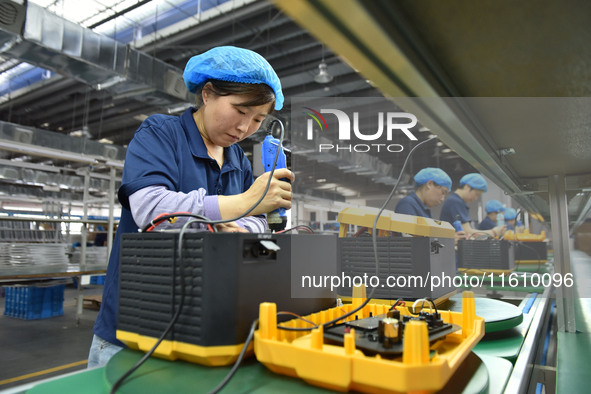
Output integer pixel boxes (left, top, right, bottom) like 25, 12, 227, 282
0, 123, 124, 321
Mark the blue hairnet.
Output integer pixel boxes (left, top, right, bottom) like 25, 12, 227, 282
183, 46, 284, 110
414, 167, 452, 190
504, 208, 518, 220
485, 200, 505, 213
460, 173, 488, 192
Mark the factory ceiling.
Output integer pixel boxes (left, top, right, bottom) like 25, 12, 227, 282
1, 0, 589, 229
0, 0, 472, 207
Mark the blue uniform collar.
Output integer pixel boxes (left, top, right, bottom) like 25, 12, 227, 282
181, 107, 241, 172
451, 191, 468, 207
410, 191, 432, 217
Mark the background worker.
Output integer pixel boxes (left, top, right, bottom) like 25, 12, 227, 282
88, 46, 293, 368
395, 167, 466, 243
478, 200, 505, 230
504, 207, 525, 233
395, 167, 452, 218
440, 173, 505, 238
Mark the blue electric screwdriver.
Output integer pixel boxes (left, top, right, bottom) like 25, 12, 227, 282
452, 215, 463, 232
261, 132, 287, 232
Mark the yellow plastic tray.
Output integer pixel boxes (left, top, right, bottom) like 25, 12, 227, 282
255, 291, 484, 393
337, 206, 455, 239
458, 267, 514, 276
514, 259, 547, 265
503, 229, 546, 242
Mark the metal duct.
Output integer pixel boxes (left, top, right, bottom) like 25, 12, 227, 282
0, 0, 191, 106
0, 120, 126, 163
0, 184, 84, 202
0, 166, 120, 193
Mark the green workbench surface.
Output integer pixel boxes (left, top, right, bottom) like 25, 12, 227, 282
27, 349, 512, 394
556, 331, 591, 394
440, 295, 523, 333
28, 351, 328, 394
574, 297, 591, 333
514, 262, 551, 273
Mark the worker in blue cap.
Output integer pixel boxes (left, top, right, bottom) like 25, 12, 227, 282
504, 208, 525, 232
440, 173, 505, 238
478, 200, 505, 230
395, 167, 452, 218
89, 46, 293, 368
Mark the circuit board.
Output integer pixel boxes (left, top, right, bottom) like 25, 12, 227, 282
323, 310, 461, 357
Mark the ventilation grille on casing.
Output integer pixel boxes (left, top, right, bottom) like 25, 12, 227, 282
118, 234, 204, 344
0, 2, 18, 26
339, 237, 414, 299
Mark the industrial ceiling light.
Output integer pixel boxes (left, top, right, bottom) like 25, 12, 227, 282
314, 61, 333, 84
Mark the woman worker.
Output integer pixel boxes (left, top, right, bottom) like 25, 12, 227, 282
88, 46, 293, 367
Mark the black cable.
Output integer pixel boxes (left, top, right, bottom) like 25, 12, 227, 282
276, 225, 315, 234
207, 319, 259, 394
327, 137, 437, 326
370, 137, 437, 288
515, 241, 544, 273
144, 212, 214, 232
278, 137, 438, 333
110, 218, 197, 393
140, 119, 286, 233
426, 297, 438, 314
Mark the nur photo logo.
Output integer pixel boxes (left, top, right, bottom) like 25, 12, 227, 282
302, 106, 418, 153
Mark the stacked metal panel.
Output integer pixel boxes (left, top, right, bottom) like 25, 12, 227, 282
0, 243, 69, 268
70, 246, 108, 265
0, 220, 63, 242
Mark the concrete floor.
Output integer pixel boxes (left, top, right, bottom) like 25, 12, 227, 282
0, 283, 102, 391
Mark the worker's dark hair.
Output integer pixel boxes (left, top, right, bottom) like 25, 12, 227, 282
415, 182, 429, 192
196, 80, 276, 112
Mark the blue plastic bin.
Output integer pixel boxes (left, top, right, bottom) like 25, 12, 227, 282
89, 275, 106, 285
3, 284, 65, 320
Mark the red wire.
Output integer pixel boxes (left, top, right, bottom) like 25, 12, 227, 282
354, 227, 368, 238
145, 212, 215, 232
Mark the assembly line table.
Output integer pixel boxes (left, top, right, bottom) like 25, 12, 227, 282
16, 294, 529, 394
23, 347, 511, 394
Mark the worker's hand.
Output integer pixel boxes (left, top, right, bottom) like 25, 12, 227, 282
454, 230, 467, 246
217, 168, 294, 219
242, 168, 294, 216
215, 221, 249, 233
492, 225, 506, 237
